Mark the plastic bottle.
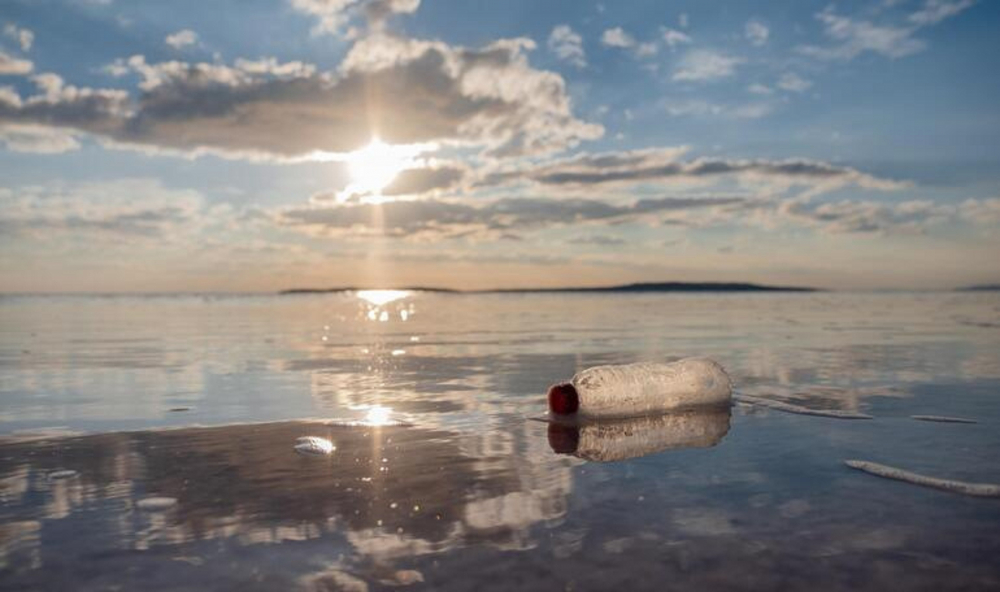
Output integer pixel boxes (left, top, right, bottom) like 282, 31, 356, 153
548, 357, 731, 418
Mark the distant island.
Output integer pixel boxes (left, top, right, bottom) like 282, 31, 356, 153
957, 284, 1000, 291
280, 282, 818, 295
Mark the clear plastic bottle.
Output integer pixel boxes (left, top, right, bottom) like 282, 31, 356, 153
548, 357, 731, 418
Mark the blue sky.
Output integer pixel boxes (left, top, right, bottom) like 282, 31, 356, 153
1, 0, 997, 291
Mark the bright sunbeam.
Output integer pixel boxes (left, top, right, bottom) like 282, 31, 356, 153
342, 138, 419, 201
356, 289, 411, 306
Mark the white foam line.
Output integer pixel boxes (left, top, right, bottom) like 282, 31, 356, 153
845, 460, 1000, 498
911, 415, 977, 424
735, 394, 872, 420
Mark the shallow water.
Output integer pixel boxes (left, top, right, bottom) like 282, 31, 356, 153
1, 292, 999, 590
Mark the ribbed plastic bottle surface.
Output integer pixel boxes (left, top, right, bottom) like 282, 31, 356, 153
570, 357, 731, 418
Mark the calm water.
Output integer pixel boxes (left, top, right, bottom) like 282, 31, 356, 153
1, 292, 999, 591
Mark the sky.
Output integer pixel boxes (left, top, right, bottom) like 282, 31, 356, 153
1, 0, 998, 292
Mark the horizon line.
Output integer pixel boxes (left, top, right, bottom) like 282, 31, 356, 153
2, 281, 998, 297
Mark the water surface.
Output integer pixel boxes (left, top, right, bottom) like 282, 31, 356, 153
1, 292, 998, 590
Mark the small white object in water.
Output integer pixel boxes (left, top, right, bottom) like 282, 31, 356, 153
845, 460, 1000, 498
549, 357, 731, 418
294, 436, 335, 456
735, 394, 872, 420
911, 415, 977, 424
47, 469, 79, 480
136, 496, 179, 511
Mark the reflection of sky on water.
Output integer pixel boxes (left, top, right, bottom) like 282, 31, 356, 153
0, 292, 999, 589
2, 292, 997, 432
0, 420, 576, 589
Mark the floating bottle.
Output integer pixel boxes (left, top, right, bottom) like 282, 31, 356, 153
548, 406, 731, 462
548, 357, 731, 418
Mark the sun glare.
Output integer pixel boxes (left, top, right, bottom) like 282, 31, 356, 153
343, 138, 415, 200
356, 289, 411, 306
363, 405, 394, 426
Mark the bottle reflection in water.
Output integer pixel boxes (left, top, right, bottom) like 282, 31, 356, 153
548, 406, 731, 462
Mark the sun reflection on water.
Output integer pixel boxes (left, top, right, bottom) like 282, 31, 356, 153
356, 290, 411, 306
363, 405, 394, 426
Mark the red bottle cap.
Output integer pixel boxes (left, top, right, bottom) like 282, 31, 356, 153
548, 383, 579, 415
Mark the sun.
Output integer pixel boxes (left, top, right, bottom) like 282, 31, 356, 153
343, 138, 414, 200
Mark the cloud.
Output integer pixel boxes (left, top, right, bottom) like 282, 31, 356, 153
600, 27, 656, 58
0, 124, 81, 153
673, 50, 744, 81
747, 83, 773, 95
635, 42, 658, 57
664, 99, 773, 119
781, 198, 953, 233
567, 234, 626, 245
279, 194, 744, 240
3, 24, 34, 52
0, 51, 33, 75
548, 25, 586, 68
290, 0, 355, 36
800, 8, 923, 60
745, 19, 769, 46
383, 164, 464, 196
0, 73, 128, 142
777, 73, 812, 93
165, 29, 198, 49
909, 0, 976, 26
481, 148, 907, 195
313, 162, 466, 201
661, 27, 691, 49
290, 0, 419, 36
958, 197, 1000, 224
798, 2, 975, 61
0, 179, 203, 240
601, 27, 635, 48
0, 35, 602, 160
363, 0, 420, 24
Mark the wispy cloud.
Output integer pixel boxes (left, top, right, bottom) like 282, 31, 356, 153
0, 179, 203, 240
279, 195, 744, 240
798, 1, 976, 61
290, 0, 420, 36
664, 99, 774, 119
0, 51, 33, 75
777, 72, 812, 93
548, 24, 586, 68
3, 24, 34, 52
480, 148, 908, 195
661, 27, 691, 49
164, 29, 198, 49
745, 19, 769, 46
909, 0, 977, 26
0, 124, 81, 154
673, 50, 744, 81
782, 198, 957, 234
601, 27, 657, 58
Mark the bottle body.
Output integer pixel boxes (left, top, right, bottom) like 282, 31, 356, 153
569, 357, 731, 418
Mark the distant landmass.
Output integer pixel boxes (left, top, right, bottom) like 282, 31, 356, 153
280, 282, 817, 295
957, 284, 1000, 291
